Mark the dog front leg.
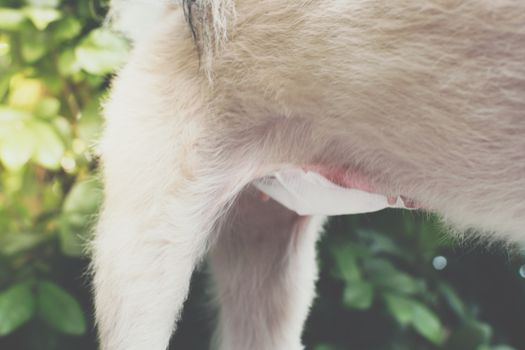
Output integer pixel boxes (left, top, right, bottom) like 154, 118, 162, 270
92, 140, 255, 350
93, 194, 211, 350
91, 60, 250, 350
93, 151, 239, 350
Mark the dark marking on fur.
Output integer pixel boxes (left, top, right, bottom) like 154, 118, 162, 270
182, 0, 198, 45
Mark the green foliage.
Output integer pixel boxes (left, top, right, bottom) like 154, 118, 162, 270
300, 213, 524, 350
0, 1, 524, 350
0, 0, 123, 348
0, 282, 34, 335
36, 281, 86, 335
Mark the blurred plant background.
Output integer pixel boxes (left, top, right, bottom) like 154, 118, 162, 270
0, 1, 524, 349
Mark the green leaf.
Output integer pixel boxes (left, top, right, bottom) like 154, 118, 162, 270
438, 283, 467, 319
0, 8, 27, 30
491, 346, 516, 350
373, 270, 423, 295
52, 116, 72, 140
314, 345, 338, 350
0, 232, 47, 256
75, 29, 128, 75
0, 70, 11, 100
0, 123, 35, 170
34, 97, 60, 119
0, 107, 31, 123
8, 77, 45, 109
411, 301, 445, 345
58, 48, 81, 76
52, 16, 81, 42
58, 213, 87, 257
331, 244, 361, 282
59, 178, 102, 256
77, 96, 103, 143
364, 258, 423, 295
384, 293, 414, 326
447, 321, 493, 350
0, 282, 36, 336
23, 7, 62, 30
36, 281, 86, 335
356, 229, 404, 257
343, 280, 374, 310
26, 0, 62, 8
30, 121, 65, 169
384, 293, 444, 345
20, 29, 48, 62
63, 178, 102, 214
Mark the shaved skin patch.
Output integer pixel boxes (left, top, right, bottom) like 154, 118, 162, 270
254, 167, 420, 216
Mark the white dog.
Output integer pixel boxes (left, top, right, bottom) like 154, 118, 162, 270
92, 1, 525, 349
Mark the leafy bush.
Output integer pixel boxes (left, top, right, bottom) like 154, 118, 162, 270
0, 1, 524, 350
0, 0, 123, 348
302, 213, 523, 350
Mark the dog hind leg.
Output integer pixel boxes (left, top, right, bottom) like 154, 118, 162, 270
210, 188, 326, 350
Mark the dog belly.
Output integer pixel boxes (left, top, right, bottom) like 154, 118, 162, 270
254, 167, 417, 216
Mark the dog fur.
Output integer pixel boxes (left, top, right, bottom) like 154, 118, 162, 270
93, 1, 525, 349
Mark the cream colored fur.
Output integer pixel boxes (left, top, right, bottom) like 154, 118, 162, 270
94, 1, 525, 349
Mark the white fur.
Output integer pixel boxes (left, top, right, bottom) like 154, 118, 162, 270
93, 1, 525, 349
107, 0, 171, 42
